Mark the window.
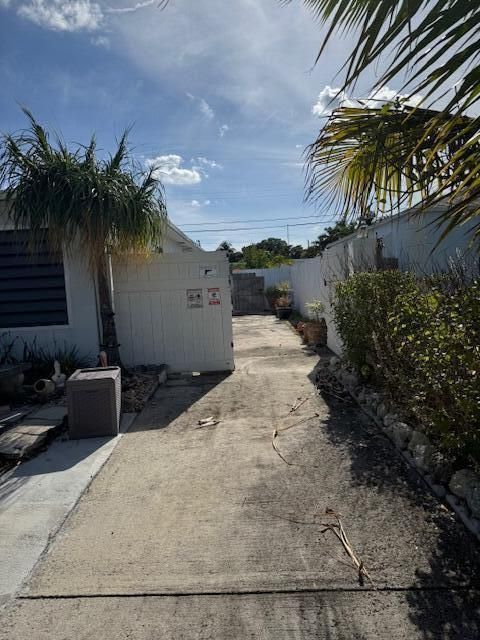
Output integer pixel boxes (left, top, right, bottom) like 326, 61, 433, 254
0, 230, 69, 328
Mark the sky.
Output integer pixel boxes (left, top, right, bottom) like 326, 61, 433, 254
0, 0, 417, 251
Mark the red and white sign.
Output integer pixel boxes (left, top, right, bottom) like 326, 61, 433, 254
208, 288, 221, 305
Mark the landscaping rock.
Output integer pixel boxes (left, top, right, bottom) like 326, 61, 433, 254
329, 356, 341, 369
383, 413, 400, 427
408, 430, 430, 453
356, 388, 366, 404
342, 372, 358, 389
376, 402, 388, 419
413, 443, 437, 474
449, 469, 479, 500
387, 421, 412, 449
466, 481, 480, 519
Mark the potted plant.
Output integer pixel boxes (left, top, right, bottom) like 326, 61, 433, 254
275, 295, 292, 320
266, 281, 291, 312
303, 299, 327, 346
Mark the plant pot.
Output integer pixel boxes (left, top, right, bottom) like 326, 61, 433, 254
276, 306, 292, 320
303, 319, 327, 346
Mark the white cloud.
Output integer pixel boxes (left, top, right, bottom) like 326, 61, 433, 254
91, 35, 110, 47
146, 155, 202, 186
196, 156, 222, 170
0, 0, 12, 7
362, 86, 423, 108
219, 124, 229, 138
18, 0, 103, 31
107, 0, 155, 14
191, 199, 211, 207
199, 98, 214, 120
313, 84, 424, 117
186, 93, 215, 120
312, 85, 353, 117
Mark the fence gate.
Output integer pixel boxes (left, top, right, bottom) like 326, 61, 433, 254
232, 273, 267, 314
113, 252, 234, 373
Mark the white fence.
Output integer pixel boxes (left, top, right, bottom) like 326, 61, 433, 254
234, 206, 479, 355
113, 252, 234, 372
232, 265, 293, 289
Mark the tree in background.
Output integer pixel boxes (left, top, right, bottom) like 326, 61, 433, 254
234, 244, 292, 270
291, 0, 480, 245
0, 110, 167, 365
216, 241, 243, 263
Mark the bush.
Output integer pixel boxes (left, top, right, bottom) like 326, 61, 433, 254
333, 271, 417, 374
384, 278, 480, 464
333, 271, 480, 466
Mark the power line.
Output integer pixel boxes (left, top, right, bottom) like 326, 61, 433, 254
182, 220, 335, 233
178, 214, 327, 226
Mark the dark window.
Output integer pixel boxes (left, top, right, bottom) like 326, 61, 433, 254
0, 230, 68, 328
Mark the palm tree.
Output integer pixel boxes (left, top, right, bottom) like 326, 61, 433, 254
0, 110, 167, 365
306, 103, 480, 243
284, 0, 480, 242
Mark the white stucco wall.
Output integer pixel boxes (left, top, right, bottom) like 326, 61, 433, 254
0, 202, 202, 361
0, 205, 101, 360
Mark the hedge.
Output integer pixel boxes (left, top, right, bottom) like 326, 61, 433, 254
333, 271, 480, 466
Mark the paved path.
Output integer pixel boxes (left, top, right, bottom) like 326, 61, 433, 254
2, 316, 480, 638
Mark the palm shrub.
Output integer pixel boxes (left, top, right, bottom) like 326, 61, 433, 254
0, 110, 167, 365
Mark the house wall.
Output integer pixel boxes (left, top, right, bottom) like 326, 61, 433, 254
0, 206, 100, 361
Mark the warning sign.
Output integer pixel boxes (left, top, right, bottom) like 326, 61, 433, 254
208, 288, 221, 305
187, 289, 203, 308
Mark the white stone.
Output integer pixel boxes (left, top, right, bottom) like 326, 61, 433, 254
376, 402, 388, 419
383, 413, 399, 427
449, 469, 478, 500
466, 481, 480, 519
408, 430, 430, 453
386, 422, 412, 450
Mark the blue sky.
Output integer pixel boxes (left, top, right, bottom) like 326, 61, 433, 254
0, 0, 411, 250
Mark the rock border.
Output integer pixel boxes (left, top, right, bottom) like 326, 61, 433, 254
323, 356, 480, 542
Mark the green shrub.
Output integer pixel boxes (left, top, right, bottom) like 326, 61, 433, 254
333, 270, 480, 465
332, 271, 417, 374
384, 278, 480, 464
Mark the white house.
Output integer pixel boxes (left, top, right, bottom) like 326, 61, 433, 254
0, 198, 234, 373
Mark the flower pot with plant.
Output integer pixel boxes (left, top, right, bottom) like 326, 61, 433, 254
266, 281, 291, 312
303, 300, 327, 345
275, 295, 292, 320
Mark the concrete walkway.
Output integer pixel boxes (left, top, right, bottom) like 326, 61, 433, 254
1, 316, 480, 638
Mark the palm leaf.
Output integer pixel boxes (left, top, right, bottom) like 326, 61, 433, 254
0, 109, 167, 271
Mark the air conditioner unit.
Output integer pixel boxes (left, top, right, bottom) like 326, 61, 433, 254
67, 367, 121, 438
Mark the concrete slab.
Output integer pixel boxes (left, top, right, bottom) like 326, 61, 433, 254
20, 317, 480, 599
2, 590, 480, 639
27, 405, 67, 424
2, 316, 480, 638
0, 413, 136, 600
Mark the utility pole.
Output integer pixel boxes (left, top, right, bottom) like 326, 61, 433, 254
286, 224, 290, 244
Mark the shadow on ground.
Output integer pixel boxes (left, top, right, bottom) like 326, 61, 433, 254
303, 358, 480, 639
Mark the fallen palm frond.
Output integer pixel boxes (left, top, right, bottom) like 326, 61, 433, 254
271, 413, 320, 467
289, 395, 313, 413
321, 508, 373, 587
265, 507, 373, 586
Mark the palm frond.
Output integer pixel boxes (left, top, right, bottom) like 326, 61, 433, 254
306, 103, 480, 245
0, 109, 167, 271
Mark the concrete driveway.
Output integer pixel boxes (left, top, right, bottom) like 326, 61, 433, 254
2, 315, 480, 638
